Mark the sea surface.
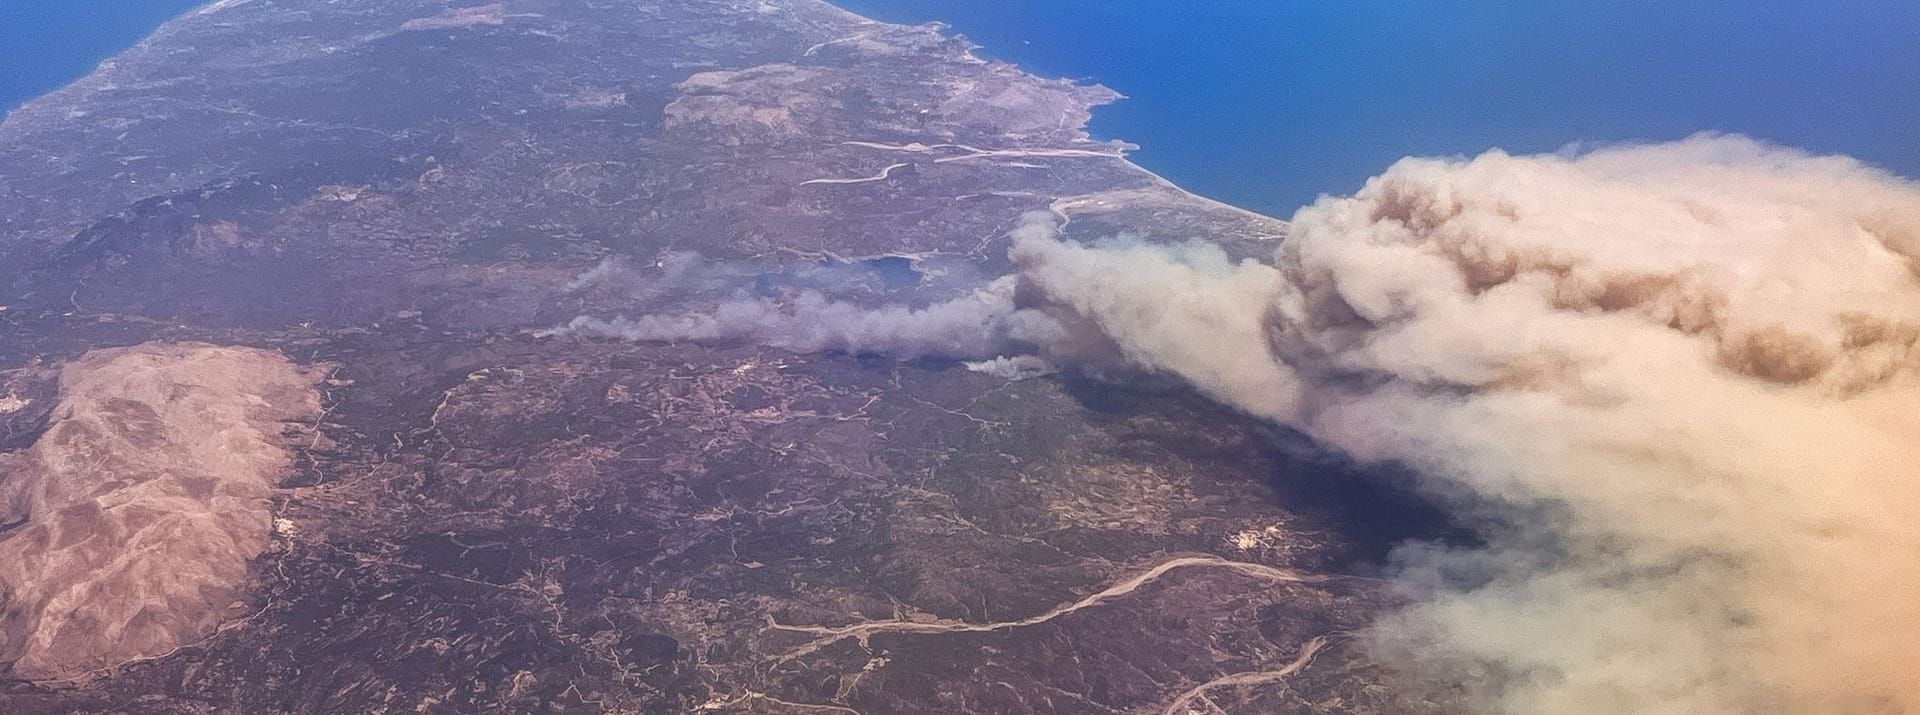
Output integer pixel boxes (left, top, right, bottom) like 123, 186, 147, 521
6, 1, 1917, 216
834, 0, 1920, 216
0, 0, 209, 115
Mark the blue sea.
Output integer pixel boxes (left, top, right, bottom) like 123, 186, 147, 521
834, 0, 1920, 215
5, 1, 1917, 216
0, 0, 209, 113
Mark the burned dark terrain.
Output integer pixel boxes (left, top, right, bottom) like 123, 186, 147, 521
0, 1, 1455, 712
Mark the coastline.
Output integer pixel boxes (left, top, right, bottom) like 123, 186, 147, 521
0, 0, 212, 122
808, 0, 1292, 232
7, 0, 1290, 238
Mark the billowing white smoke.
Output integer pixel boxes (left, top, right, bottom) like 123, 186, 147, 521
1012, 135, 1920, 714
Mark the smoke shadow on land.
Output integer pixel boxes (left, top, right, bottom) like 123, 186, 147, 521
1056, 370, 1478, 571
1055, 367, 1207, 415
1261, 433, 1483, 572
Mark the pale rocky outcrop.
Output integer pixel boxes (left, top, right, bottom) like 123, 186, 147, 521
0, 343, 321, 679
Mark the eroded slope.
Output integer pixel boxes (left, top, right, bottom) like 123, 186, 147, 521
0, 343, 320, 679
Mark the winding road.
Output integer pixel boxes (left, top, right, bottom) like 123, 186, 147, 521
769, 555, 1326, 646
1159, 635, 1334, 715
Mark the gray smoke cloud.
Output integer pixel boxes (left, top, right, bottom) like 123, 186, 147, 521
552, 247, 1037, 357
559, 275, 1063, 358
557, 134, 1920, 713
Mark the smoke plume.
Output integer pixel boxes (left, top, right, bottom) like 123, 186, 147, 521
559, 275, 1048, 358
553, 249, 1041, 358
1013, 135, 1920, 714
561, 134, 1920, 712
